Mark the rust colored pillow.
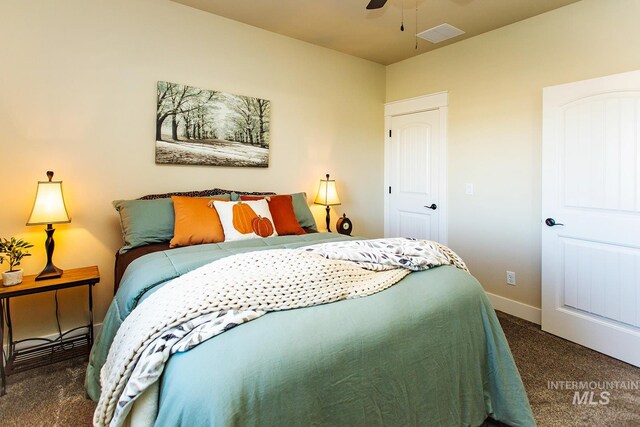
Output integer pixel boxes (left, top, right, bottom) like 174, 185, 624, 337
170, 196, 227, 248
240, 195, 305, 236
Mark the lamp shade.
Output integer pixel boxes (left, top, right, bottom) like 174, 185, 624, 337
314, 174, 341, 206
26, 179, 71, 225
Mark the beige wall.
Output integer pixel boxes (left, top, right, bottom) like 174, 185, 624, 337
4, 0, 640, 340
0, 0, 385, 339
386, 0, 640, 308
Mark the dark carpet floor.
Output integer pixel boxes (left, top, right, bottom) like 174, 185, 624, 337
0, 356, 95, 426
496, 312, 640, 427
0, 311, 638, 426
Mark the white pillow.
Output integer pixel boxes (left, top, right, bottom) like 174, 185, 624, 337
213, 200, 278, 242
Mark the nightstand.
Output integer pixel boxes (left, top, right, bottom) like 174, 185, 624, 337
0, 266, 100, 396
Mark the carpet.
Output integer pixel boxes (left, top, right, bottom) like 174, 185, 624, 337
497, 311, 640, 427
0, 357, 95, 426
0, 311, 638, 426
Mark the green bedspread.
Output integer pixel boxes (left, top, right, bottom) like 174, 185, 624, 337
86, 233, 535, 426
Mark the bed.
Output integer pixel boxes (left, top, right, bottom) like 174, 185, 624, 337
85, 230, 535, 426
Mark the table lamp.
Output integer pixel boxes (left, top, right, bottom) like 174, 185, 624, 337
314, 173, 341, 232
26, 171, 71, 281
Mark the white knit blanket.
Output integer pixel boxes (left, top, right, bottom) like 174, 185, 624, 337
94, 238, 467, 427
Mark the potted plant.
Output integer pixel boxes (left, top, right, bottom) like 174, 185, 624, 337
0, 237, 33, 286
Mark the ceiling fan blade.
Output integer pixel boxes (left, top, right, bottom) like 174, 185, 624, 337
366, 0, 387, 10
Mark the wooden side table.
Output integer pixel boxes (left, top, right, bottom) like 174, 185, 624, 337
0, 266, 100, 396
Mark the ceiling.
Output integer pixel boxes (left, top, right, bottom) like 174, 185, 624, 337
171, 0, 580, 65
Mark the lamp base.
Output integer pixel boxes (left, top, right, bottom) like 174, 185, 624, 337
35, 264, 63, 281
325, 205, 332, 232
35, 224, 63, 281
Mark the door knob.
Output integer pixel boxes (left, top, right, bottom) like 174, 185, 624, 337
545, 218, 564, 227
424, 204, 437, 210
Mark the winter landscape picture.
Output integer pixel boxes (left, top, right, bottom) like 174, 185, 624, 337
156, 81, 270, 167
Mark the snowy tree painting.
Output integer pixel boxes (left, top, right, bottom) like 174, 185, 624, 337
155, 81, 270, 167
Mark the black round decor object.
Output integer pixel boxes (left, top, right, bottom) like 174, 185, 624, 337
336, 213, 353, 236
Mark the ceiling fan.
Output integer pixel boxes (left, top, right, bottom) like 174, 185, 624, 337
366, 0, 388, 9
367, 0, 421, 49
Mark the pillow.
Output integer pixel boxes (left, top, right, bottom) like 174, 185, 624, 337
237, 192, 317, 231
213, 200, 278, 242
240, 195, 305, 236
113, 198, 175, 253
138, 189, 233, 200
170, 196, 227, 248
290, 192, 317, 231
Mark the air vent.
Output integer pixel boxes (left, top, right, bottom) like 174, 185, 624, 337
417, 23, 465, 44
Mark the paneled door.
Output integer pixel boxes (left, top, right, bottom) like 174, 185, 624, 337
387, 110, 441, 241
542, 69, 640, 367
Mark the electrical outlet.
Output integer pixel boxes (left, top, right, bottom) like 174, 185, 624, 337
465, 183, 474, 195
506, 271, 516, 286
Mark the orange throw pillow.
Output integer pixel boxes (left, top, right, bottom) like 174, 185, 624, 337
170, 196, 226, 248
240, 195, 305, 235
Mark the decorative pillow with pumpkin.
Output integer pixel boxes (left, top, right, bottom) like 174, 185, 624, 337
240, 195, 306, 236
212, 199, 278, 242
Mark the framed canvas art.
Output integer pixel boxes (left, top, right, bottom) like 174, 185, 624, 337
156, 81, 270, 167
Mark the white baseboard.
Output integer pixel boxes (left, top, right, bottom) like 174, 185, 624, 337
485, 292, 541, 325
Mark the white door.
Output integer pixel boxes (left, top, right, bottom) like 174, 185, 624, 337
387, 110, 440, 241
542, 69, 640, 367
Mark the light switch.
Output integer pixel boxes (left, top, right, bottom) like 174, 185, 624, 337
465, 183, 474, 195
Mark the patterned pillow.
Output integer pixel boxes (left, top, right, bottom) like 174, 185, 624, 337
212, 200, 277, 242
240, 195, 305, 236
235, 192, 317, 231
139, 188, 274, 200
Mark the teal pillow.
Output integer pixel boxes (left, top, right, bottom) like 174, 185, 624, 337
113, 199, 175, 253
291, 192, 317, 231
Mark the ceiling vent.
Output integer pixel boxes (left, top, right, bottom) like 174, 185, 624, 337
417, 23, 465, 44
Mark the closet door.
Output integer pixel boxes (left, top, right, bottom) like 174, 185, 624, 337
387, 110, 441, 241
